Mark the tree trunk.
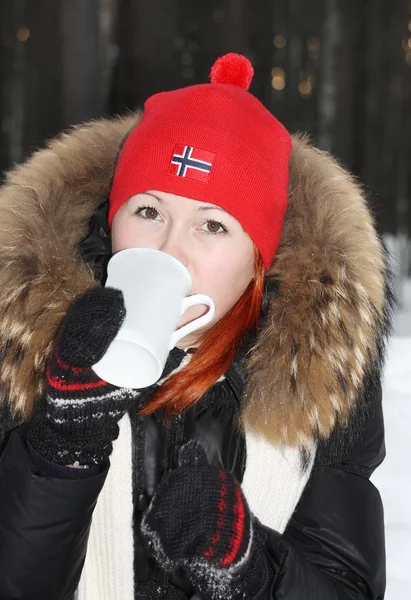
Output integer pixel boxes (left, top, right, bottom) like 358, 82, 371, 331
0, 0, 27, 170
246, 0, 275, 108
317, 0, 342, 152
110, 0, 180, 113
22, 0, 62, 154
60, 0, 103, 125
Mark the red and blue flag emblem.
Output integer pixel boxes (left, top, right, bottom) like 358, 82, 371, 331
168, 145, 215, 183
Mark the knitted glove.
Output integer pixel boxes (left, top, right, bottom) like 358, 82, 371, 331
141, 442, 272, 600
134, 580, 189, 600
27, 286, 139, 467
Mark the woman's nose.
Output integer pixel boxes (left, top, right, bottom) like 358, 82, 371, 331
159, 236, 189, 268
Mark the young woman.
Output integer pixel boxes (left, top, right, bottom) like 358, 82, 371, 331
0, 54, 394, 600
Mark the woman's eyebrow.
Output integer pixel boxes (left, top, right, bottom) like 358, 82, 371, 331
143, 193, 227, 214
197, 205, 226, 213
144, 192, 169, 205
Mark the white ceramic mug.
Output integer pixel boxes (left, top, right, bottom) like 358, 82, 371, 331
92, 248, 215, 388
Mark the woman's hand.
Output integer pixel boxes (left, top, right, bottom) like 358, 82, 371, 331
27, 286, 139, 467
141, 441, 271, 600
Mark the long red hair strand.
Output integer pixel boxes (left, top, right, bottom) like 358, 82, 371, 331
139, 247, 265, 417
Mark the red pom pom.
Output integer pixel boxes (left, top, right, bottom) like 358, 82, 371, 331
210, 53, 254, 90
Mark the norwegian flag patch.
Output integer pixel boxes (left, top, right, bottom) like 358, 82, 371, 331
168, 145, 215, 183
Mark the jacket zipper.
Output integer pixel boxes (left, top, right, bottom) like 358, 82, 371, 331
129, 404, 148, 511
168, 413, 183, 470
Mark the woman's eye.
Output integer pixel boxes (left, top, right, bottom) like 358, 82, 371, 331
136, 206, 159, 220
134, 207, 226, 235
205, 220, 227, 235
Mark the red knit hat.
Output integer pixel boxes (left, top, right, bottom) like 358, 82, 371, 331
109, 53, 292, 269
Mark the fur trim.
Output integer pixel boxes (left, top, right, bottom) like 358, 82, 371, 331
0, 114, 138, 418
242, 136, 394, 447
0, 118, 394, 447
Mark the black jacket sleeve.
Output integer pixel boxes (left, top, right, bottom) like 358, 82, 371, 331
0, 425, 108, 600
259, 379, 386, 600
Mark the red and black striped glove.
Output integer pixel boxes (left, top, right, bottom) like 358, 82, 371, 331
141, 441, 271, 600
27, 286, 138, 467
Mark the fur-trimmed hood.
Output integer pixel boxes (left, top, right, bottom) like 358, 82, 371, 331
0, 114, 394, 449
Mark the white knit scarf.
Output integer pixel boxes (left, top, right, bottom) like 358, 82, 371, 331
76, 384, 315, 599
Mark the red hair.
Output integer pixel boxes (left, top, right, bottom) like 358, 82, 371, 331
139, 246, 265, 417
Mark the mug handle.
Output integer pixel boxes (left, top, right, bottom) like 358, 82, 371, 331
169, 295, 215, 349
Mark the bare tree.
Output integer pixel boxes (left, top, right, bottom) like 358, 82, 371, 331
246, 0, 274, 108
110, 0, 180, 113
1, 0, 27, 171
60, 0, 103, 125
317, 0, 342, 152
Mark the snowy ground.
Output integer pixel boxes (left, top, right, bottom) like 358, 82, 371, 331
371, 279, 411, 599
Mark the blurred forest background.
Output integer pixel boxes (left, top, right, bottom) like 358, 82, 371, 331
1, 0, 411, 291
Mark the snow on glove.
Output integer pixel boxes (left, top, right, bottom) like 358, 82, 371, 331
141, 441, 271, 600
27, 286, 139, 466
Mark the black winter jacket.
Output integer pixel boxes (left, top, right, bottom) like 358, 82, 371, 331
0, 115, 394, 600
0, 364, 387, 600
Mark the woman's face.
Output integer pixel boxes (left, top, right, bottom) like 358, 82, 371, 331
111, 190, 255, 347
